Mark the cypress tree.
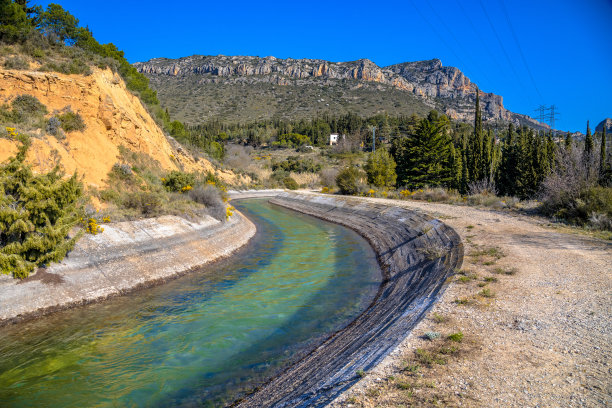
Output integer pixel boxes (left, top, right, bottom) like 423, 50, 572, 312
460, 134, 469, 194
585, 120, 593, 157
468, 89, 483, 181
565, 132, 573, 152
600, 127, 607, 181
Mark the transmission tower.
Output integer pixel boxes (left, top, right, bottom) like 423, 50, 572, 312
533, 105, 561, 132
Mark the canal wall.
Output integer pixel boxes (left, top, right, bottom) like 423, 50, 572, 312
237, 192, 463, 408
0, 211, 256, 325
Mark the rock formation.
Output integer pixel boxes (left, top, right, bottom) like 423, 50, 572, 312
134, 55, 546, 128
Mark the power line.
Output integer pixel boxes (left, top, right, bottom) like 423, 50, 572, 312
407, 0, 472, 73
498, 0, 544, 102
422, 0, 496, 88
478, 0, 534, 107
455, 0, 508, 77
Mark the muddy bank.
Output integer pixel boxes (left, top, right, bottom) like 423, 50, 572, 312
236, 192, 463, 407
0, 211, 255, 325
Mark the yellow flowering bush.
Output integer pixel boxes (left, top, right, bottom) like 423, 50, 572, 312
226, 205, 235, 220
5, 127, 18, 138
86, 218, 104, 235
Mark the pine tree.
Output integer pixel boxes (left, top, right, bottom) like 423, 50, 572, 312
392, 111, 454, 189
0, 135, 83, 278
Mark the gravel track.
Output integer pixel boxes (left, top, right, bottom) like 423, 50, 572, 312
329, 196, 611, 408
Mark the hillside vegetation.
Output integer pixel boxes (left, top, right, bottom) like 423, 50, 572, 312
0, 1, 245, 278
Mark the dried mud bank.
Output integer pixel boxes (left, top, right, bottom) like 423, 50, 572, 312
237, 192, 463, 408
0, 211, 256, 325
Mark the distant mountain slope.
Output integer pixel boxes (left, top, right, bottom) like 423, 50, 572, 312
135, 55, 547, 128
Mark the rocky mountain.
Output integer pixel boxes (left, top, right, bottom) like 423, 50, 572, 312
135, 55, 546, 128
596, 118, 612, 133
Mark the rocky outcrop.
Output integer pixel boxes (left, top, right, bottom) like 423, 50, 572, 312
236, 192, 463, 407
595, 118, 612, 133
134, 55, 546, 128
0, 211, 255, 325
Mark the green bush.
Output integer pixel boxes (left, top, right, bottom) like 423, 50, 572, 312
57, 110, 85, 132
11, 95, 47, 119
283, 177, 299, 190
0, 137, 83, 278
162, 171, 195, 192
336, 165, 361, 195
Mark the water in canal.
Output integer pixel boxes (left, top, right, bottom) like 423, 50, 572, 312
0, 199, 380, 407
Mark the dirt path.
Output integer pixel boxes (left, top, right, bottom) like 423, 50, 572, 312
330, 197, 611, 408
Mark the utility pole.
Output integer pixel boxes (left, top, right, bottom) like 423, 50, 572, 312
372, 126, 376, 152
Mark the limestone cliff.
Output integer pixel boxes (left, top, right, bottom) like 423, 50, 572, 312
134, 55, 546, 128
0, 68, 238, 187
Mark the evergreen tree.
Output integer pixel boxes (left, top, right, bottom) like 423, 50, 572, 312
392, 111, 454, 189
0, 135, 83, 278
584, 120, 593, 157
565, 132, 573, 152
496, 123, 518, 196
601, 127, 609, 185
467, 89, 484, 182
364, 147, 397, 188
460, 134, 469, 194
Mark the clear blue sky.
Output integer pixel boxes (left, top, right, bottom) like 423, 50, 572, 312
38, 0, 612, 132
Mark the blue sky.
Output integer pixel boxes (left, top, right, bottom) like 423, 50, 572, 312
38, 0, 612, 132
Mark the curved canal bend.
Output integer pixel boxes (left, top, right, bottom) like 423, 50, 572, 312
0, 199, 381, 407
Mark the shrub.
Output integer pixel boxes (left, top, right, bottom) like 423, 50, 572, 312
364, 148, 396, 187
447, 332, 464, 342
0, 136, 83, 278
111, 163, 133, 179
122, 191, 162, 216
162, 171, 195, 193
283, 177, 299, 190
46, 116, 64, 138
336, 165, 361, 195
319, 168, 338, 188
188, 186, 225, 221
56, 110, 85, 132
424, 331, 441, 340
11, 95, 47, 119
3, 56, 28, 70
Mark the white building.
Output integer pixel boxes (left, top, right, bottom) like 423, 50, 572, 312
329, 133, 345, 145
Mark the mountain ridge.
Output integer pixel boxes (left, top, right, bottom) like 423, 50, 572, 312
134, 55, 547, 129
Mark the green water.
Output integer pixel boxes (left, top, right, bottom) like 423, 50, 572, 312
0, 199, 380, 407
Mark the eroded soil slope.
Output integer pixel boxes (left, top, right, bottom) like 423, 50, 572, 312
0, 68, 238, 187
